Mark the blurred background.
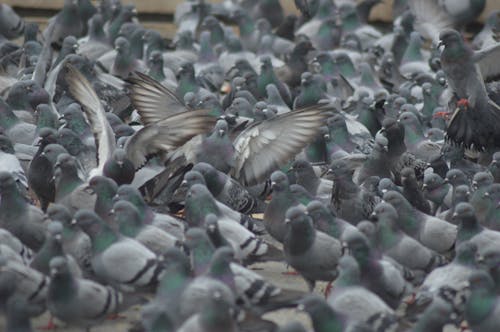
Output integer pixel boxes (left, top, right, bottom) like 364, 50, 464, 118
3, 0, 500, 39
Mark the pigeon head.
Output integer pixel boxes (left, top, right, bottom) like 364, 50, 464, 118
61, 35, 78, 52
483, 183, 500, 203
204, 214, 219, 234
438, 29, 463, 49
478, 246, 500, 270
47, 204, 72, 226
426, 128, 445, 142
182, 170, 206, 187
49, 256, 70, 277
306, 200, 331, 221
454, 185, 471, 202
467, 270, 495, 293
59, 103, 83, 124
193, 162, 217, 178
0, 171, 16, 191
327, 159, 352, 179
290, 184, 314, 203
112, 200, 141, 226
285, 206, 310, 227
0, 135, 14, 153
74, 209, 105, 236
326, 115, 347, 131
289, 159, 314, 177
444, 168, 467, 186
200, 15, 219, 31
397, 110, 419, 127
6, 80, 49, 111
114, 185, 144, 207
452, 202, 476, 224
400, 167, 416, 185
297, 294, 333, 317
371, 201, 398, 223
383, 190, 412, 211
148, 50, 163, 65
186, 183, 211, 200
344, 232, 371, 266
88, 176, 118, 196
270, 171, 289, 191
472, 172, 493, 190
48, 221, 64, 239
381, 117, 405, 143
423, 173, 445, 191
54, 153, 77, 171
378, 178, 398, 195
114, 36, 130, 53
210, 246, 235, 268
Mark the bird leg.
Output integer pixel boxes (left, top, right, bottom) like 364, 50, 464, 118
403, 292, 417, 305
37, 315, 58, 330
457, 98, 469, 108
433, 111, 452, 120
107, 313, 127, 320
323, 281, 333, 298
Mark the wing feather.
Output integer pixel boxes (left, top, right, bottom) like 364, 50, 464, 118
232, 105, 330, 186
65, 64, 116, 174
127, 71, 187, 125
125, 110, 217, 169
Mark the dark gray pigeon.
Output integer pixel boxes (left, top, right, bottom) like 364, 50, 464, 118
283, 206, 342, 291
0, 171, 47, 251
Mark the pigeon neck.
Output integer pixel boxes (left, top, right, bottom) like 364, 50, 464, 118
309, 305, 344, 332
0, 102, 19, 129
376, 220, 398, 249
49, 271, 77, 302
204, 172, 225, 196
199, 304, 234, 331
91, 226, 118, 253
191, 242, 215, 275
185, 198, 219, 228
0, 187, 27, 221
236, 15, 254, 37
118, 216, 142, 238
55, 171, 82, 199
394, 203, 419, 236
457, 217, 483, 243
156, 263, 190, 298
148, 63, 166, 82
404, 124, 424, 148
465, 287, 495, 325
286, 220, 315, 255
312, 211, 341, 239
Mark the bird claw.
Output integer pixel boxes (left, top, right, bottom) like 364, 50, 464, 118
37, 317, 58, 330
107, 313, 126, 320
433, 111, 451, 120
457, 98, 469, 108
324, 281, 333, 298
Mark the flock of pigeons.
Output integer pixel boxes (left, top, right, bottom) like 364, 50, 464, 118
0, 0, 499, 331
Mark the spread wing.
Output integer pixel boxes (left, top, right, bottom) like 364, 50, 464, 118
65, 64, 116, 173
474, 42, 500, 81
232, 105, 330, 186
127, 71, 187, 125
408, 0, 454, 43
125, 110, 217, 169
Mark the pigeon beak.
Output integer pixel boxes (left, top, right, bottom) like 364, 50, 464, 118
443, 178, 449, 184
271, 181, 277, 188
218, 129, 225, 137
370, 211, 378, 221
181, 179, 187, 185
108, 209, 115, 216
422, 184, 428, 190
208, 225, 215, 232
287, 167, 294, 173
381, 189, 387, 194
296, 303, 305, 311
451, 212, 458, 220
476, 255, 484, 263
284, 218, 291, 224
54, 234, 62, 241
71, 219, 77, 225
437, 40, 444, 49
84, 186, 95, 194
483, 192, 490, 198
472, 181, 478, 189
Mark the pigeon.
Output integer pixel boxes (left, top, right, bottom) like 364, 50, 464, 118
264, 171, 300, 242
370, 202, 447, 272
112, 200, 180, 256
423, 172, 452, 214
306, 200, 360, 241
289, 159, 332, 204
0, 171, 47, 251
47, 256, 143, 330
74, 209, 164, 290
30, 221, 82, 277
283, 206, 342, 291
184, 184, 277, 263
192, 162, 263, 214
46, 203, 93, 277
438, 29, 500, 150
464, 270, 500, 332
298, 293, 374, 332
488, 151, 500, 183
401, 167, 432, 214
383, 190, 457, 254
343, 231, 412, 309
5, 293, 42, 332
454, 202, 500, 255
331, 253, 395, 313
177, 289, 238, 332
